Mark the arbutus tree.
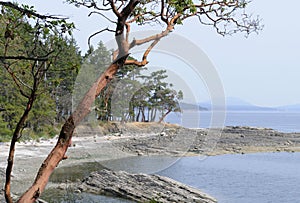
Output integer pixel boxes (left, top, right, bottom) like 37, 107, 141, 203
1, 0, 262, 202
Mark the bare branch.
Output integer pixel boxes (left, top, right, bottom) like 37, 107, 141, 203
191, 1, 262, 36
126, 33, 162, 67
0, 56, 48, 61
129, 29, 170, 49
109, 0, 121, 18
88, 28, 115, 49
1, 62, 31, 98
0, 1, 68, 20
72, 0, 111, 11
88, 11, 117, 24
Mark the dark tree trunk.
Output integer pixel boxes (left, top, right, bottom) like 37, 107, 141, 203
5, 96, 35, 203
136, 107, 141, 122
141, 106, 146, 122
158, 109, 172, 123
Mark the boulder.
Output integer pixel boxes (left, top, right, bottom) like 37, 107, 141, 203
77, 169, 217, 203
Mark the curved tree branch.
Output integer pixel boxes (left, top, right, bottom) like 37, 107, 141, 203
109, 0, 121, 18
88, 28, 115, 49
0, 1, 68, 20
88, 11, 117, 24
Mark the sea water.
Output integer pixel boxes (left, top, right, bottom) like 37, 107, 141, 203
100, 153, 300, 203
159, 153, 300, 203
44, 153, 300, 203
166, 111, 300, 133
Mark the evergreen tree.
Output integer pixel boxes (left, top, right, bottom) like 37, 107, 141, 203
0, 5, 80, 141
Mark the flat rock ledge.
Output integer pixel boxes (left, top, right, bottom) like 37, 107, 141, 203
77, 169, 217, 203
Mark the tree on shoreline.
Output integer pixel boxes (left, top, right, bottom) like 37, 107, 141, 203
1, 1, 262, 202
88, 43, 183, 122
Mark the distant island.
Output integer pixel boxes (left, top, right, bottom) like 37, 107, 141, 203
277, 104, 300, 112
181, 97, 300, 112
179, 102, 208, 111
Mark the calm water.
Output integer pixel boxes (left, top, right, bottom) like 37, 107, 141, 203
166, 111, 300, 133
43, 111, 300, 202
159, 153, 300, 203
45, 153, 300, 203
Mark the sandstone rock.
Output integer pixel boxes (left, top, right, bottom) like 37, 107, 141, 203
77, 169, 217, 203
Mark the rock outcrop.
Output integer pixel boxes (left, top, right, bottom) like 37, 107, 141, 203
113, 126, 300, 156
77, 169, 217, 203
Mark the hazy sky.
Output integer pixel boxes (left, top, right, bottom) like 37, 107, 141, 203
18, 0, 300, 107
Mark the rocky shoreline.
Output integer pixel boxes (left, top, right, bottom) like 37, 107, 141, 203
109, 124, 300, 156
1, 123, 300, 202
76, 169, 217, 203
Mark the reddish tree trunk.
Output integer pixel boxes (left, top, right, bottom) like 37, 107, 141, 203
18, 58, 127, 203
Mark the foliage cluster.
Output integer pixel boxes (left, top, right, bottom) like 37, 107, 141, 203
0, 3, 81, 142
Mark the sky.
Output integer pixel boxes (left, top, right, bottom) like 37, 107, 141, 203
17, 0, 300, 107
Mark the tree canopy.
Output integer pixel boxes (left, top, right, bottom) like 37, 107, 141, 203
68, 0, 262, 66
